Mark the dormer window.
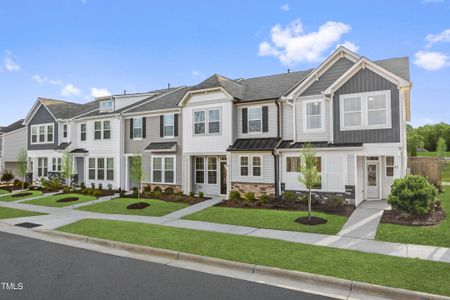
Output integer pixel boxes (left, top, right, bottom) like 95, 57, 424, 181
99, 99, 113, 112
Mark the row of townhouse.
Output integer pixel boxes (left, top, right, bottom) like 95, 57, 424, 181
0, 47, 412, 206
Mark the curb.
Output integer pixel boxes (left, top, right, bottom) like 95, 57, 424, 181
38, 229, 450, 300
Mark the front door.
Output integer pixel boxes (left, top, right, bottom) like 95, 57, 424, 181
220, 161, 227, 195
366, 162, 379, 200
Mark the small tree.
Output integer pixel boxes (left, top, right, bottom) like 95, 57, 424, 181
130, 153, 145, 199
298, 143, 321, 222
61, 150, 73, 188
16, 149, 28, 189
437, 137, 447, 158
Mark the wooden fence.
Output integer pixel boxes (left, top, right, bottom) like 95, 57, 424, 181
408, 156, 441, 186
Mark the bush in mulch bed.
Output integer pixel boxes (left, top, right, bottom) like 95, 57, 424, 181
295, 216, 328, 226
135, 192, 208, 205
218, 199, 355, 217
56, 197, 79, 203
381, 202, 445, 226
0, 186, 20, 193
127, 202, 150, 210
11, 192, 33, 198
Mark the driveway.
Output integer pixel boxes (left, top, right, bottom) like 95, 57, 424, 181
0, 231, 332, 300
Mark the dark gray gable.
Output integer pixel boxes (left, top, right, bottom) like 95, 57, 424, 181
301, 57, 354, 97
28, 104, 59, 151
333, 68, 400, 144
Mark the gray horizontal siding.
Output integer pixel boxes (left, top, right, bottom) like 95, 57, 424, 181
301, 57, 354, 97
231, 154, 275, 184
125, 115, 183, 185
281, 102, 293, 140
28, 105, 58, 151
236, 103, 278, 139
333, 68, 400, 144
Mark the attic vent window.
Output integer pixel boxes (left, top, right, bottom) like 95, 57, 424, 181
99, 99, 113, 112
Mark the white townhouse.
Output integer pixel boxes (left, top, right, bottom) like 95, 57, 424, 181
0, 119, 26, 178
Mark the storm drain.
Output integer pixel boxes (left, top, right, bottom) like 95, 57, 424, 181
15, 222, 42, 229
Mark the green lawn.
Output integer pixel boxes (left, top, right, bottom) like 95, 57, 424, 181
23, 193, 96, 207
417, 151, 450, 157
0, 189, 10, 195
58, 219, 450, 297
376, 188, 450, 247
0, 190, 43, 202
0, 207, 46, 219
184, 206, 347, 235
77, 198, 188, 217
442, 161, 450, 182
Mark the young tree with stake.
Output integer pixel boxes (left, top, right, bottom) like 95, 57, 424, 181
16, 149, 28, 190
130, 153, 145, 199
61, 150, 73, 189
298, 143, 321, 223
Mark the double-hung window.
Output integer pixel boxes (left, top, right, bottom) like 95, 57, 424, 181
94, 121, 111, 140
133, 118, 143, 139
252, 156, 262, 177
151, 156, 175, 184
89, 158, 114, 181
52, 158, 61, 172
103, 121, 111, 139
63, 124, 68, 138
163, 115, 174, 137
304, 100, 323, 131
207, 157, 217, 184
248, 107, 262, 133
240, 156, 249, 176
286, 157, 301, 172
340, 90, 391, 130
107, 158, 114, 181
97, 158, 105, 180
89, 158, 96, 180
195, 157, 205, 183
313, 157, 322, 189
31, 124, 54, 144
152, 157, 162, 183
194, 109, 220, 135
94, 122, 102, 140
38, 158, 48, 177
164, 157, 174, 183
80, 123, 87, 141
240, 155, 263, 177
386, 156, 394, 177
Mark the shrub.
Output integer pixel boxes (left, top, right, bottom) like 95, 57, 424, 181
119, 190, 126, 197
327, 195, 345, 208
41, 177, 63, 191
107, 183, 113, 191
22, 182, 30, 189
298, 195, 308, 205
91, 183, 95, 189
175, 191, 183, 197
63, 186, 70, 194
282, 191, 298, 202
98, 183, 103, 190
189, 191, 195, 198
143, 191, 154, 199
175, 194, 184, 201
243, 192, 256, 202
228, 191, 241, 201
153, 186, 162, 193
80, 182, 86, 189
85, 188, 94, 195
153, 191, 161, 199
143, 185, 152, 192
28, 185, 37, 190
1, 170, 14, 182
199, 191, 204, 198
164, 187, 174, 195
388, 175, 438, 216
13, 179, 20, 187
259, 194, 269, 204
131, 187, 138, 198
93, 190, 103, 198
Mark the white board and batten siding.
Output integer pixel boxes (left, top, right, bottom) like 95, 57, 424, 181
281, 150, 348, 193
230, 154, 275, 183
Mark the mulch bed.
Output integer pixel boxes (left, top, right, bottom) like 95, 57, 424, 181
0, 186, 20, 192
11, 192, 33, 198
381, 207, 445, 226
56, 197, 79, 203
135, 193, 209, 205
127, 202, 150, 210
295, 216, 328, 226
218, 199, 355, 217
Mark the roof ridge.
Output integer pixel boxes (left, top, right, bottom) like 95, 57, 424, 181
241, 69, 314, 82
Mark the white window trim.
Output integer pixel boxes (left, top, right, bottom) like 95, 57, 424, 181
99, 99, 114, 113
132, 117, 143, 140
286, 156, 301, 173
31, 123, 54, 145
80, 123, 87, 142
163, 114, 175, 139
193, 108, 222, 136
37, 157, 48, 177
385, 156, 394, 177
247, 106, 262, 134
303, 98, 325, 133
239, 155, 263, 178
88, 157, 115, 182
150, 155, 176, 184
340, 90, 392, 131
207, 157, 218, 184
94, 120, 112, 140
52, 157, 62, 172
63, 124, 68, 139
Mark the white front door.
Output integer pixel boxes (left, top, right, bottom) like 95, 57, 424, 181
366, 162, 379, 200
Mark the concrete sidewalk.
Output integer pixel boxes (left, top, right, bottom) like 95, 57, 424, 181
162, 196, 223, 220
1, 199, 450, 264
338, 200, 390, 239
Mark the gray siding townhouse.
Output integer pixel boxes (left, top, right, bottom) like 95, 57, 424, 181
0, 119, 26, 178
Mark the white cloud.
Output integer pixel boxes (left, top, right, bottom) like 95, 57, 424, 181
425, 28, 450, 47
32, 75, 63, 86
91, 87, 111, 98
280, 4, 290, 11
3, 51, 20, 72
192, 70, 204, 77
336, 41, 359, 53
258, 19, 352, 65
61, 84, 81, 97
414, 50, 449, 71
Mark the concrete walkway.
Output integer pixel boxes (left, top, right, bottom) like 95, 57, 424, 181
162, 196, 223, 220
337, 200, 390, 239
1, 198, 450, 264
68, 193, 119, 209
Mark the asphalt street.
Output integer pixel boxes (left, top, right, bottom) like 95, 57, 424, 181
0, 231, 334, 300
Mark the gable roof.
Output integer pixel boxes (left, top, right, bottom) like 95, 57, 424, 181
39, 98, 94, 120
0, 119, 25, 134
374, 57, 410, 81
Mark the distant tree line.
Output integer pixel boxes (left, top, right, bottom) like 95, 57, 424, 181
407, 123, 449, 156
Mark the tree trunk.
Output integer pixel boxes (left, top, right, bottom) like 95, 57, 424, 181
308, 187, 312, 222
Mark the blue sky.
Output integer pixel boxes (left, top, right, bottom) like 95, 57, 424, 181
0, 0, 449, 127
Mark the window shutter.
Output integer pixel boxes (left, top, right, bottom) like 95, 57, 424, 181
130, 118, 134, 139
242, 108, 248, 134
160, 115, 164, 137
262, 106, 269, 132
142, 117, 147, 138
174, 114, 179, 137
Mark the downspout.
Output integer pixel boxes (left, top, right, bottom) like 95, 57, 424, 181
324, 93, 334, 144
273, 99, 281, 199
